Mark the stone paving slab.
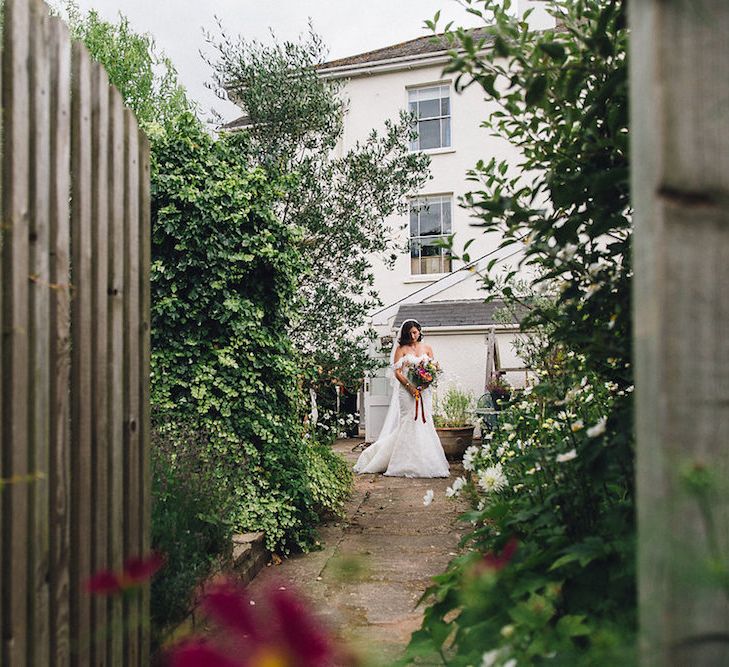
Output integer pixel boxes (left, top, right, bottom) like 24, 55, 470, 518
245, 438, 468, 666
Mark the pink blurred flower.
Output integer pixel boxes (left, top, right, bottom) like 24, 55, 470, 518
168, 578, 357, 667
481, 537, 519, 572
86, 552, 165, 595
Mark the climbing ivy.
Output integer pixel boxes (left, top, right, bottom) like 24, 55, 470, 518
150, 113, 328, 552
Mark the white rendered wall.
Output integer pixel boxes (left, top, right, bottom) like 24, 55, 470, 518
336, 61, 525, 312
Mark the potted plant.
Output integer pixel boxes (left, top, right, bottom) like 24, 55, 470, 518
486, 371, 512, 410
434, 386, 476, 461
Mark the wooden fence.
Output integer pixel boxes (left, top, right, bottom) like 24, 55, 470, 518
0, 0, 151, 664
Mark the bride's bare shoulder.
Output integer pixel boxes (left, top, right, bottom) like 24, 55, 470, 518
394, 345, 408, 361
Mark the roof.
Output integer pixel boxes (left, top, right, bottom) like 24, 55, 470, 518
318, 27, 492, 71
220, 27, 494, 131
220, 114, 251, 131
394, 299, 519, 329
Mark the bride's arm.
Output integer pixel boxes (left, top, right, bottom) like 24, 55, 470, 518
393, 348, 417, 396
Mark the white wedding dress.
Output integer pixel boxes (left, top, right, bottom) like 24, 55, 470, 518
354, 353, 450, 478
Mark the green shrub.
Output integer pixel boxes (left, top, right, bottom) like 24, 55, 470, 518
150, 425, 233, 646
150, 113, 321, 553
303, 435, 353, 520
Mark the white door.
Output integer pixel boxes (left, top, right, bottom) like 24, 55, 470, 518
364, 353, 393, 443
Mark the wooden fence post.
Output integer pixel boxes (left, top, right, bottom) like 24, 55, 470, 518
630, 0, 729, 664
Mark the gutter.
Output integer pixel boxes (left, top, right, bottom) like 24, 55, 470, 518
318, 52, 454, 80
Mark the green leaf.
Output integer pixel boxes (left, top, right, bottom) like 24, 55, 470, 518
525, 75, 548, 106
539, 41, 566, 61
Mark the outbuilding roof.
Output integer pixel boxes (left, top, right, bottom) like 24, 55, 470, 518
394, 299, 519, 329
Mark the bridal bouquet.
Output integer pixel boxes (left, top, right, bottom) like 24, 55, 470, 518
408, 359, 441, 391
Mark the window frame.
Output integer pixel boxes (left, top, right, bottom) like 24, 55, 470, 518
407, 82, 453, 152
408, 194, 454, 276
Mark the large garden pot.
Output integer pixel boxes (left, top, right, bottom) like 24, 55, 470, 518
436, 426, 476, 461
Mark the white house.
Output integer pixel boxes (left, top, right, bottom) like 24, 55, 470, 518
315, 2, 553, 440
223, 1, 553, 440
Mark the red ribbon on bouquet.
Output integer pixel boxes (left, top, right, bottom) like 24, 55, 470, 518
413, 389, 426, 423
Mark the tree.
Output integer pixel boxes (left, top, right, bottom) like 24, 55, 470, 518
207, 27, 431, 388
55, 0, 194, 131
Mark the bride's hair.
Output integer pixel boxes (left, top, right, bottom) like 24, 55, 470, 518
398, 320, 423, 345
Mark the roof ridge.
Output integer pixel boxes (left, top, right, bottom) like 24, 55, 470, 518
317, 26, 492, 71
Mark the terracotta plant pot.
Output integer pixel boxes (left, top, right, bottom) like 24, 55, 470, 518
436, 426, 476, 461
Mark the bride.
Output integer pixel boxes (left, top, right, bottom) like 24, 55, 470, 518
354, 319, 450, 478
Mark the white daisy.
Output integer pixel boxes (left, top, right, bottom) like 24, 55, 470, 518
477, 464, 508, 493
423, 489, 434, 506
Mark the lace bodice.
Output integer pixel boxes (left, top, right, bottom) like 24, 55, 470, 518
393, 353, 432, 370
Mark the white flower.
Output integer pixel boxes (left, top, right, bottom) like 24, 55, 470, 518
504, 660, 517, 667
445, 476, 467, 498
501, 422, 514, 432
477, 464, 508, 493
587, 417, 607, 438
423, 489, 434, 506
556, 449, 578, 463
570, 420, 584, 433
481, 649, 500, 667
500, 624, 515, 638
463, 445, 478, 471
580, 376, 589, 387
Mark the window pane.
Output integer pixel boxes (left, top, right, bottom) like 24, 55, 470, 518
419, 202, 441, 236
442, 199, 452, 232
440, 96, 450, 116
410, 239, 420, 259
441, 118, 451, 148
418, 119, 441, 149
409, 207, 419, 236
421, 242, 441, 257
416, 86, 440, 101
418, 98, 440, 119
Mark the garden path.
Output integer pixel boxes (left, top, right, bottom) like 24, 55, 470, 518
246, 438, 468, 666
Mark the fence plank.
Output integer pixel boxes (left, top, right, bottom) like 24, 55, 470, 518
107, 86, 126, 667
1, 2, 151, 662
47, 18, 72, 666
90, 60, 110, 667
1, 0, 31, 664
138, 130, 152, 663
70, 41, 93, 666
123, 108, 141, 666
28, 1, 52, 664
630, 0, 729, 663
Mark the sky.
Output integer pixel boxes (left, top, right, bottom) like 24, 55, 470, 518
67, 0, 485, 125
